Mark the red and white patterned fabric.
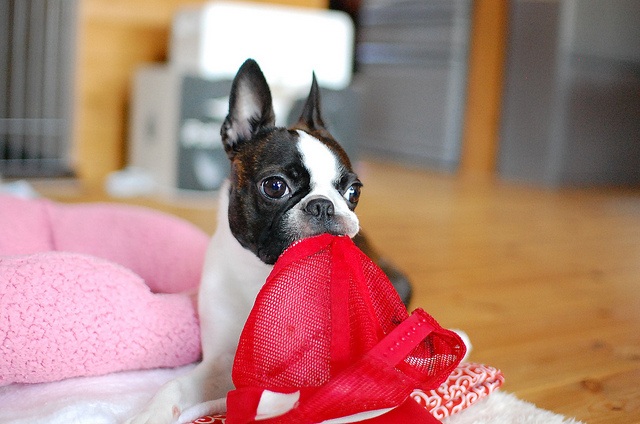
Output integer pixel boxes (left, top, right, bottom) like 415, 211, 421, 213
189, 416, 226, 424
186, 362, 504, 423
412, 362, 505, 419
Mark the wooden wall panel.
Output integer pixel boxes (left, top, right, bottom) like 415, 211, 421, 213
459, 0, 509, 176
72, 0, 327, 188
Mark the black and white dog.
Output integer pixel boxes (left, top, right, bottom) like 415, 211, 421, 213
128, 59, 411, 424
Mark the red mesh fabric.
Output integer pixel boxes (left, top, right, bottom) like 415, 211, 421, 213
228, 234, 465, 423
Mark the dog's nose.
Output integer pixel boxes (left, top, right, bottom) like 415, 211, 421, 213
304, 197, 335, 219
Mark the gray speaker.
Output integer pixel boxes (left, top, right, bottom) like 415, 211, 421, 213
129, 65, 231, 194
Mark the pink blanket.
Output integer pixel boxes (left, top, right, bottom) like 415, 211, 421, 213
0, 195, 209, 385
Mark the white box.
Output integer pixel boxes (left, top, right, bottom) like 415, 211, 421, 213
170, 1, 354, 92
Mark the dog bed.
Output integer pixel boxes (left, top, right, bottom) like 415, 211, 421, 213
0, 194, 208, 385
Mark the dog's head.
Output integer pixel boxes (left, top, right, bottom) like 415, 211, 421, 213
221, 59, 361, 265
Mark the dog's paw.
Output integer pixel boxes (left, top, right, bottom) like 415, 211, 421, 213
125, 378, 187, 424
125, 405, 181, 424
451, 328, 472, 362
177, 398, 227, 424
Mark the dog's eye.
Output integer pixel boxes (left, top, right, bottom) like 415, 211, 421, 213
344, 182, 362, 205
261, 177, 290, 199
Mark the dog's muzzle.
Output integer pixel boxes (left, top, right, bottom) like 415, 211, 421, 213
304, 196, 335, 220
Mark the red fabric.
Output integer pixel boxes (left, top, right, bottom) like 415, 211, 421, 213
359, 398, 443, 424
226, 234, 466, 423
225, 387, 265, 424
189, 415, 226, 423
188, 362, 504, 424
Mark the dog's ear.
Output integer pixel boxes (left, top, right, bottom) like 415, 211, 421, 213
221, 59, 276, 159
295, 72, 327, 132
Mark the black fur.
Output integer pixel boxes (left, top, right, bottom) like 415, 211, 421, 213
220, 59, 412, 306
221, 59, 355, 265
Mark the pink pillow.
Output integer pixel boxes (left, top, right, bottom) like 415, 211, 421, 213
0, 195, 209, 385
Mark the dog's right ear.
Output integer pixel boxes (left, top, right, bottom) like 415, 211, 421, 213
221, 59, 276, 159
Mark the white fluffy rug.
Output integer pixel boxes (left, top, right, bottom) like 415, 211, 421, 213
443, 392, 583, 424
0, 364, 583, 424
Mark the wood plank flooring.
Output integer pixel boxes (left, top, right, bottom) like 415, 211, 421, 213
40, 159, 640, 423
354, 160, 640, 424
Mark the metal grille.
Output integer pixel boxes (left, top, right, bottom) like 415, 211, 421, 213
357, 0, 469, 67
0, 0, 77, 178
355, 0, 471, 169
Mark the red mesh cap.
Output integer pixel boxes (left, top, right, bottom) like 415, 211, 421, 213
227, 234, 466, 423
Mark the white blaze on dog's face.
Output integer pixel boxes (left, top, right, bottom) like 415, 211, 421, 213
220, 59, 361, 265
285, 130, 360, 242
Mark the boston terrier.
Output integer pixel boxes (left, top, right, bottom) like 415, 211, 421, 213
127, 59, 412, 424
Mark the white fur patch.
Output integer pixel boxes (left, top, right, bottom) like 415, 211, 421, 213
256, 390, 301, 420
296, 130, 348, 215
295, 130, 359, 237
296, 130, 342, 190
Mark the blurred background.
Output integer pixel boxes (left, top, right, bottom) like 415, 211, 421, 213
0, 0, 639, 193
2, 4, 639, 422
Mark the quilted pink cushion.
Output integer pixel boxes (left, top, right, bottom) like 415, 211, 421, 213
0, 195, 209, 385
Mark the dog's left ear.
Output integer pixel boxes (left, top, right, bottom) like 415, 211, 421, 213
295, 73, 327, 132
221, 59, 276, 159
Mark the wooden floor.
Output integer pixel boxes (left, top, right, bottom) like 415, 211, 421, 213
42, 159, 640, 423
354, 160, 640, 424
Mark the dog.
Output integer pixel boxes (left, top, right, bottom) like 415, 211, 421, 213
127, 59, 412, 424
